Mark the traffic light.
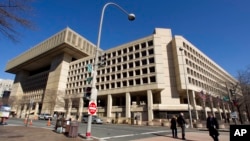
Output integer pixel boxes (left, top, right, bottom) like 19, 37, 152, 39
230, 89, 235, 96
99, 52, 107, 66
84, 87, 92, 100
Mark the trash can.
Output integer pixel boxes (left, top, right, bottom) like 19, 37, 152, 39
68, 121, 79, 138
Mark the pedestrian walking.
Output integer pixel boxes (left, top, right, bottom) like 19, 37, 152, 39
177, 112, 187, 140
170, 115, 178, 138
206, 113, 219, 141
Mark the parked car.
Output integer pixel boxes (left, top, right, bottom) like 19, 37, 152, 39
38, 113, 53, 120
82, 115, 103, 124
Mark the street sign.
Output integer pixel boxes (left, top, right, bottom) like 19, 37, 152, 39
88, 101, 97, 115
87, 64, 92, 72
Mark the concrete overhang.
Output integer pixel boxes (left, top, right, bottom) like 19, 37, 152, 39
5, 42, 89, 74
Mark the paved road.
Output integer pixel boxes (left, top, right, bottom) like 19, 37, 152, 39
3, 118, 230, 141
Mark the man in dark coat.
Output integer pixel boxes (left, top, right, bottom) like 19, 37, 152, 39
170, 115, 178, 138
207, 113, 219, 141
177, 112, 186, 140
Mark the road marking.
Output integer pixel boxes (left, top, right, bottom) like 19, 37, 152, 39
100, 130, 170, 140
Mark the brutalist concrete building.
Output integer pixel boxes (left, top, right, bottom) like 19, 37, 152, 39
5, 27, 240, 123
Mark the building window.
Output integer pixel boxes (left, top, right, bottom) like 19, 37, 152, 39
149, 57, 155, 63
129, 71, 133, 76
149, 67, 155, 73
141, 42, 146, 48
148, 40, 153, 46
148, 49, 154, 55
150, 76, 156, 82
129, 80, 134, 86
142, 77, 148, 84
123, 72, 127, 77
135, 44, 140, 50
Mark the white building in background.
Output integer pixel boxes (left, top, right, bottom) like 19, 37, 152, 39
0, 79, 13, 97
5, 27, 241, 123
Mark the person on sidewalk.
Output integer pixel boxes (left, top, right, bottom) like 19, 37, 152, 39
207, 113, 219, 141
170, 115, 178, 138
177, 112, 187, 140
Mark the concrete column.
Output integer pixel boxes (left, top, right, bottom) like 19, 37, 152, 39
22, 104, 27, 118
203, 100, 208, 119
107, 94, 112, 118
35, 102, 39, 116
217, 102, 223, 120
78, 98, 83, 121
67, 99, 72, 119
191, 91, 199, 120
125, 92, 131, 118
222, 102, 227, 119
147, 90, 153, 121
17, 106, 22, 118
209, 95, 215, 116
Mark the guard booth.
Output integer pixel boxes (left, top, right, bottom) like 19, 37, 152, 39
0, 105, 11, 125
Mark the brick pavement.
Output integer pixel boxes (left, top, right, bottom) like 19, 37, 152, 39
0, 125, 229, 141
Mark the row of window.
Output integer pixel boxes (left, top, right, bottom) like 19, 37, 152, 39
66, 76, 156, 95
182, 42, 227, 81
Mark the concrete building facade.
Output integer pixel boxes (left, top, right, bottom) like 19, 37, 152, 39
5, 27, 241, 123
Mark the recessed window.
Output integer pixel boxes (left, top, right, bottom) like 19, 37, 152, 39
142, 77, 148, 84
129, 54, 133, 60
135, 52, 140, 58
123, 56, 127, 61
123, 64, 127, 69
135, 69, 140, 75
141, 42, 146, 48
135, 61, 140, 66
117, 50, 121, 55
123, 72, 127, 77
148, 49, 154, 55
142, 59, 147, 65
142, 68, 148, 74
129, 62, 133, 68
135, 44, 140, 50
129, 80, 134, 85
148, 40, 153, 46
123, 81, 127, 87
135, 79, 140, 84
141, 51, 147, 56
112, 52, 116, 57
111, 74, 115, 80
149, 57, 155, 63
117, 73, 121, 79
117, 82, 121, 87
117, 65, 121, 71
150, 76, 156, 82
149, 67, 155, 73
129, 71, 133, 76
123, 48, 127, 54
129, 46, 133, 52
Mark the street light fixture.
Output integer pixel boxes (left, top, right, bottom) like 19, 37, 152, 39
85, 2, 135, 139
179, 47, 193, 128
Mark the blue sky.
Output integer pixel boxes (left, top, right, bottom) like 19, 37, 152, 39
1, 0, 250, 80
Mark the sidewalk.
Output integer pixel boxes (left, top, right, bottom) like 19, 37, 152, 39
0, 125, 229, 141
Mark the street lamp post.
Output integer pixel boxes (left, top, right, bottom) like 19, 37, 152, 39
85, 2, 135, 139
179, 47, 193, 128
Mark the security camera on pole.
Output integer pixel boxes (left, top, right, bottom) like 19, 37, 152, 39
85, 2, 135, 139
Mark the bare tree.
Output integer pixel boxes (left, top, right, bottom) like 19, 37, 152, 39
0, 0, 35, 42
236, 65, 250, 123
42, 89, 65, 115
